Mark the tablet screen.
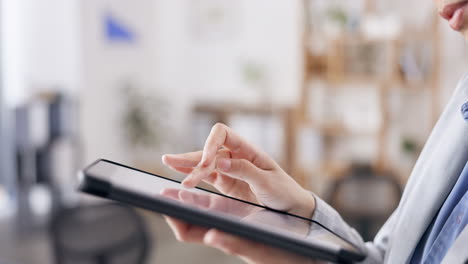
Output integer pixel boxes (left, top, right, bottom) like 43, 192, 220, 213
84, 160, 362, 256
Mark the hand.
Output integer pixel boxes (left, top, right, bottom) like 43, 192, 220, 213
163, 123, 315, 218
160, 188, 311, 236
164, 217, 317, 264
161, 124, 317, 263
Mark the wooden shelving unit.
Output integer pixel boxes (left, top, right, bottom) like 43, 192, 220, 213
293, 0, 441, 189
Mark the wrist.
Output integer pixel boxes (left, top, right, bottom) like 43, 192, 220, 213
290, 190, 316, 219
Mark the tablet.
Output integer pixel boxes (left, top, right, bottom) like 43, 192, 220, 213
78, 159, 366, 263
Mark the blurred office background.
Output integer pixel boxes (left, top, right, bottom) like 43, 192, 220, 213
1, 0, 467, 263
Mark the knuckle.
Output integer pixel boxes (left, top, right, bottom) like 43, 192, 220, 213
238, 159, 259, 176
237, 159, 249, 171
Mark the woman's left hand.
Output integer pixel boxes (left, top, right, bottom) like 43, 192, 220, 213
164, 217, 317, 264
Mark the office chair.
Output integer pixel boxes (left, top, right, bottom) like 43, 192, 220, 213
327, 164, 402, 241
50, 203, 151, 264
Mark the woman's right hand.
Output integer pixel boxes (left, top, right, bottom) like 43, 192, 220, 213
161, 124, 318, 263
162, 123, 315, 219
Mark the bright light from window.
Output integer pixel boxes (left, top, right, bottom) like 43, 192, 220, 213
1, 0, 26, 106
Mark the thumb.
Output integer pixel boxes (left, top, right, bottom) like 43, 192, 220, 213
216, 158, 267, 188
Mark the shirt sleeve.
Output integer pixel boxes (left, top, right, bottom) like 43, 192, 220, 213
305, 72, 468, 263
310, 193, 398, 264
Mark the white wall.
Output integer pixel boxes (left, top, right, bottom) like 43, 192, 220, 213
22, 0, 81, 95
79, 0, 303, 165
1, 0, 27, 106
1, 0, 81, 106
181, 0, 303, 105
80, 0, 161, 165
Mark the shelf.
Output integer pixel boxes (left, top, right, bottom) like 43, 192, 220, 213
325, 75, 388, 85
300, 119, 380, 137
193, 103, 289, 116
300, 162, 352, 181
306, 32, 399, 46
392, 78, 432, 91
306, 26, 435, 47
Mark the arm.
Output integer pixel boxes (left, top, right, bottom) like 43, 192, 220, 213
311, 194, 396, 263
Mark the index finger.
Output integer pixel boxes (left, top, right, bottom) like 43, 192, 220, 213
200, 123, 268, 168
182, 123, 273, 188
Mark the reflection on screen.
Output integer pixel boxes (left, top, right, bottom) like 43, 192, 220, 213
87, 160, 358, 252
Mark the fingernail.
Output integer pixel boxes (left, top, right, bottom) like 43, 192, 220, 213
162, 154, 176, 163
217, 158, 231, 172
182, 175, 193, 188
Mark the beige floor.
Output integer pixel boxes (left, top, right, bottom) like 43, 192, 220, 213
0, 211, 243, 264
146, 212, 243, 264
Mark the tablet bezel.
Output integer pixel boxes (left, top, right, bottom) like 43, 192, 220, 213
78, 159, 366, 263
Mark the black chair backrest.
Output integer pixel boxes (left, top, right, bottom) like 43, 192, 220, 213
50, 203, 150, 264
328, 164, 402, 241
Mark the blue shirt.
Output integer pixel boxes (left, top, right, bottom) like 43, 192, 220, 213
410, 161, 468, 263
